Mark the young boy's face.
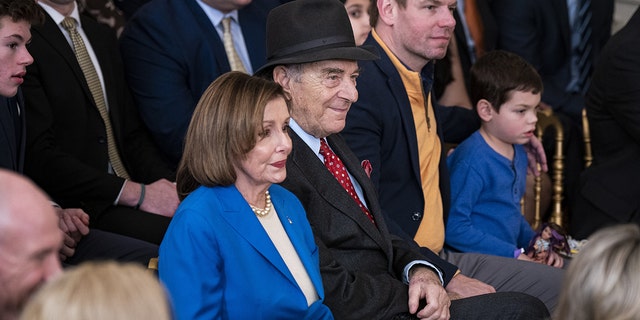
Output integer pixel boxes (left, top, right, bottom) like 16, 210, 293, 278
488, 90, 540, 146
0, 16, 33, 98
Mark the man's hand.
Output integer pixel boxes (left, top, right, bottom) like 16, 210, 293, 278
55, 207, 90, 261
119, 179, 179, 217
524, 135, 548, 176
445, 273, 495, 300
407, 266, 451, 320
140, 179, 179, 217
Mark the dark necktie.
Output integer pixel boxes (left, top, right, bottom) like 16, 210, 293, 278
61, 17, 130, 179
575, 0, 593, 94
319, 138, 375, 225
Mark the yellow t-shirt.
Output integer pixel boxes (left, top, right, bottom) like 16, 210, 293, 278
372, 30, 445, 253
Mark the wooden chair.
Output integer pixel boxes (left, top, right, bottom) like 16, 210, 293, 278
148, 257, 159, 275
521, 108, 565, 230
582, 108, 593, 168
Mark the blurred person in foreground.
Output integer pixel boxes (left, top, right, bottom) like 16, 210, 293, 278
0, 169, 62, 320
555, 223, 640, 320
20, 261, 172, 320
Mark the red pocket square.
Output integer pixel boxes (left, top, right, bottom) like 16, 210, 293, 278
361, 160, 372, 178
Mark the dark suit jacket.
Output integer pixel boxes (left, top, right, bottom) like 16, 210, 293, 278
0, 92, 25, 172
342, 34, 478, 248
119, 0, 284, 166
22, 12, 172, 213
492, 0, 614, 120
572, 8, 640, 239
281, 132, 458, 319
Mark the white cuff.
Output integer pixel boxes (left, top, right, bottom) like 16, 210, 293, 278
403, 260, 445, 286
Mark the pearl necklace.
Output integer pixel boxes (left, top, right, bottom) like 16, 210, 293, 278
250, 190, 272, 217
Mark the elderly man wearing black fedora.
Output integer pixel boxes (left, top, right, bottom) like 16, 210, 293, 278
256, 0, 550, 319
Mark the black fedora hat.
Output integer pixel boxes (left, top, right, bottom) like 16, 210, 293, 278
254, 0, 379, 77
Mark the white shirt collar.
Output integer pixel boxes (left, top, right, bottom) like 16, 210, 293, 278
195, 0, 240, 27
289, 118, 323, 160
38, 1, 82, 27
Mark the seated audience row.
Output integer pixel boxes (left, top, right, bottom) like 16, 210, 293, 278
4, 0, 638, 319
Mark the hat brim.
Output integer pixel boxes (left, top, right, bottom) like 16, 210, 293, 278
255, 44, 379, 78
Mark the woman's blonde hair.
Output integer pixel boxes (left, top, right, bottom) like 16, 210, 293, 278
554, 224, 640, 320
176, 71, 285, 200
20, 261, 172, 320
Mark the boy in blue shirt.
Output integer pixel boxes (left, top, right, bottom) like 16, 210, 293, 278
445, 50, 562, 268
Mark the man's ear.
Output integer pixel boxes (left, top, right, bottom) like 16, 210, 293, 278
378, 0, 396, 26
476, 99, 494, 122
272, 66, 292, 101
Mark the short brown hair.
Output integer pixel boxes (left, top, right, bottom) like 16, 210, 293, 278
176, 72, 285, 200
0, 0, 44, 26
469, 50, 542, 112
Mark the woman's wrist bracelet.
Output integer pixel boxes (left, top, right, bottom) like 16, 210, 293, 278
134, 184, 146, 210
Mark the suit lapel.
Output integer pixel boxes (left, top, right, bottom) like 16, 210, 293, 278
325, 135, 395, 246
238, 2, 269, 71
34, 15, 94, 106
13, 94, 25, 173
82, 16, 114, 106
81, 15, 125, 141
371, 40, 423, 186
185, 0, 232, 72
216, 185, 299, 287
0, 97, 18, 171
289, 131, 392, 255
552, 0, 572, 53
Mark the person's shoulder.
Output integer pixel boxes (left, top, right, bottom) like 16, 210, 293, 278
451, 131, 483, 156
447, 131, 487, 168
179, 185, 225, 208
124, 0, 176, 27
242, 0, 282, 13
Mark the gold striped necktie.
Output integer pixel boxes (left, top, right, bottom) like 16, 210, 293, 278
221, 17, 247, 73
61, 17, 130, 179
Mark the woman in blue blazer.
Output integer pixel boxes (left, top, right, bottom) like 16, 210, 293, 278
158, 72, 333, 320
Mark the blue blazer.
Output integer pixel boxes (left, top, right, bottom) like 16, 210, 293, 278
342, 34, 478, 266
119, 0, 283, 167
159, 184, 332, 320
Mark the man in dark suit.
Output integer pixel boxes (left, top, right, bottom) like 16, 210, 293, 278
22, 0, 179, 245
119, 0, 286, 167
492, 0, 613, 121
0, 0, 156, 266
572, 8, 640, 239
258, 1, 549, 319
342, 0, 564, 312
492, 0, 615, 221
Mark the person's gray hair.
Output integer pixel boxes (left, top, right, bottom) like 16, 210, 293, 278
555, 224, 640, 320
281, 63, 306, 82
